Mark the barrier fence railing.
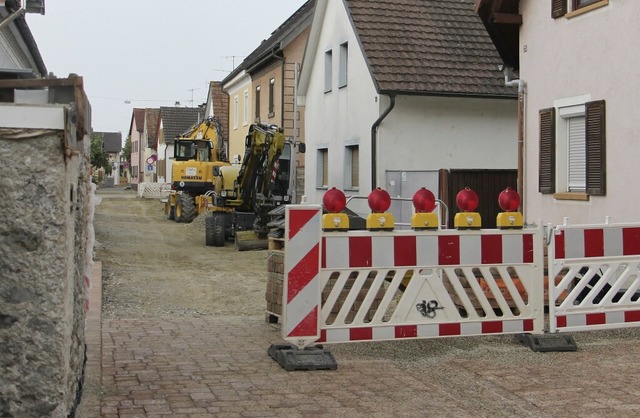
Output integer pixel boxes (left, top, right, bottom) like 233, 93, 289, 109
279, 206, 640, 359
282, 205, 545, 350
548, 220, 640, 333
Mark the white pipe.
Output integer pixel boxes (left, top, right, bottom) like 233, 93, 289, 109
0, 1, 26, 31
503, 67, 526, 220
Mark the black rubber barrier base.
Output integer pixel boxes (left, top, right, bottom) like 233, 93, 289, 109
268, 343, 338, 371
516, 333, 578, 352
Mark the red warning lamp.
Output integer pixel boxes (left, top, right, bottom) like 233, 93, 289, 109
366, 188, 394, 230
368, 188, 391, 213
456, 187, 479, 212
496, 187, 523, 229
498, 187, 520, 212
322, 188, 349, 230
323, 187, 346, 213
412, 187, 436, 213
411, 187, 438, 230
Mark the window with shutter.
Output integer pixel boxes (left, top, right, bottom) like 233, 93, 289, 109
540, 99, 606, 198
585, 100, 606, 195
539, 108, 556, 194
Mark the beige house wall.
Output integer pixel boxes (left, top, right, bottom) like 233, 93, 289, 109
226, 74, 252, 162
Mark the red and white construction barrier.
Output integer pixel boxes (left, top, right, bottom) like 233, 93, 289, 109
282, 206, 545, 348
548, 222, 640, 333
282, 206, 322, 349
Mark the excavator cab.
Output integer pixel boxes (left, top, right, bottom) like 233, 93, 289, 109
268, 142, 293, 202
174, 139, 211, 162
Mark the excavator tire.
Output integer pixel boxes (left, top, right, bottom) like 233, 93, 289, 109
205, 216, 216, 246
177, 193, 196, 223
212, 216, 226, 247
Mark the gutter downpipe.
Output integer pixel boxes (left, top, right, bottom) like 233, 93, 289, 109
371, 94, 396, 190
504, 67, 526, 218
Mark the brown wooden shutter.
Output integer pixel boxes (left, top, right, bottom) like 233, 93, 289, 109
585, 100, 606, 195
539, 107, 556, 194
551, 0, 567, 18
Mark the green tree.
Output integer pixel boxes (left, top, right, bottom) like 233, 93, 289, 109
90, 133, 112, 175
122, 135, 132, 165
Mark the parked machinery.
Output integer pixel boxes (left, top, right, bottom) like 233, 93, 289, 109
205, 122, 304, 250
164, 117, 230, 223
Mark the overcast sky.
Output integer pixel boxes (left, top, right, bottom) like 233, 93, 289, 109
26, 0, 309, 137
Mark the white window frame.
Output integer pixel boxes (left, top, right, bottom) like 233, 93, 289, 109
339, 42, 348, 88
255, 85, 261, 120
316, 146, 329, 188
233, 96, 239, 130
268, 78, 276, 117
243, 90, 249, 126
324, 50, 333, 93
554, 95, 591, 193
344, 141, 359, 190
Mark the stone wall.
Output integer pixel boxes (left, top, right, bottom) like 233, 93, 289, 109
0, 77, 92, 417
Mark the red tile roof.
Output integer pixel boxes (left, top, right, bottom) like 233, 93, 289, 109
346, 0, 515, 97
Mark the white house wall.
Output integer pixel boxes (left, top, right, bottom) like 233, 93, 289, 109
521, 1, 639, 225
303, 0, 379, 204
379, 95, 517, 175
303, 0, 518, 206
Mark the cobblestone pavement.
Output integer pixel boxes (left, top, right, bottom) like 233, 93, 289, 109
79, 264, 640, 418
79, 191, 640, 417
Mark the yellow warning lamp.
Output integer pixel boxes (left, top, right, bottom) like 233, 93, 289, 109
411, 187, 438, 230
454, 187, 482, 229
496, 187, 523, 229
322, 187, 349, 230
366, 188, 394, 230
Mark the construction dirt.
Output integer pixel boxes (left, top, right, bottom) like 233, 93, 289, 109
94, 187, 269, 319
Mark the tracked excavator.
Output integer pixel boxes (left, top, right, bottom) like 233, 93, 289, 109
163, 116, 230, 223
205, 122, 304, 250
